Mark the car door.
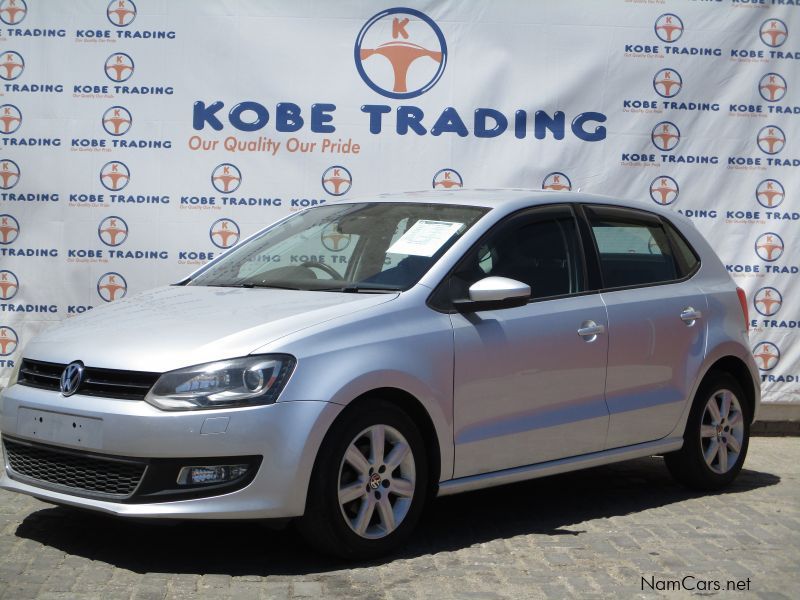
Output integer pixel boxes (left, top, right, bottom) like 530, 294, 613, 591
447, 205, 611, 478
583, 204, 707, 448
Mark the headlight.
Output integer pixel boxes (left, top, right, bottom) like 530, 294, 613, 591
145, 355, 295, 411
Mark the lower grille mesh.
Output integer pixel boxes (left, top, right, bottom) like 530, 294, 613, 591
3, 439, 146, 498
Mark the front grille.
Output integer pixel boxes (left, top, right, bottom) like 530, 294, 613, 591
3, 438, 146, 499
17, 359, 160, 400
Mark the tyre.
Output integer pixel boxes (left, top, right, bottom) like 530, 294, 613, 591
665, 371, 750, 490
298, 400, 428, 559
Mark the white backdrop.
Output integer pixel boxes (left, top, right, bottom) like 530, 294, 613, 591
0, 0, 798, 405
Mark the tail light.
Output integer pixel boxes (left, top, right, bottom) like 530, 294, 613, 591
736, 287, 749, 332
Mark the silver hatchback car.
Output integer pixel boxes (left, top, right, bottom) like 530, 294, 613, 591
0, 190, 760, 559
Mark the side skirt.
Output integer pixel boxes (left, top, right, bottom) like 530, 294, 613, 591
437, 437, 684, 497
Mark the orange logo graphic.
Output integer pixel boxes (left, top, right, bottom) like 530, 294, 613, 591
649, 176, 679, 205
651, 121, 680, 151
755, 179, 784, 209
210, 218, 240, 249
211, 163, 241, 194
98, 272, 127, 302
0, 51, 24, 81
0, 104, 21, 134
355, 8, 447, 99
0, 0, 27, 26
100, 160, 130, 191
432, 168, 462, 189
759, 19, 788, 48
757, 125, 785, 155
542, 172, 572, 192
0, 270, 18, 300
0, 213, 19, 244
321, 223, 351, 252
107, 0, 136, 27
759, 73, 787, 102
655, 14, 683, 43
754, 232, 784, 262
0, 159, 20, 189
653, 68, 682, 98
753, 342, 780, 371
753, 287, 782, 317
322, 166, 352, 196
105, 52, 135, 83
0, 325, 18, 356
102, 106, 132, 136
98, 216, 129, 247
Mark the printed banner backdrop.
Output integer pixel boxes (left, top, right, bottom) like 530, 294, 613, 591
0, 0, 798, 404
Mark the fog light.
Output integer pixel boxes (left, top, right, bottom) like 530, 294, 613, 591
177, 464, 249, 486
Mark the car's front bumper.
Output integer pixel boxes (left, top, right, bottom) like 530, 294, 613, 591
0, 383, 342, 519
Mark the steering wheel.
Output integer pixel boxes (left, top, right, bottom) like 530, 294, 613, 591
301, 260, 344, 280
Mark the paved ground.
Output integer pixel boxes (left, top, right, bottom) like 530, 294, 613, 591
0, 438, 797, 599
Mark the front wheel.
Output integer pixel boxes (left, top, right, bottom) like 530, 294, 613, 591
298, 401, 428, 559
665, 372, 750, 490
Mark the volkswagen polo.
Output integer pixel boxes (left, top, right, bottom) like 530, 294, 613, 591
0, 190, 760, 559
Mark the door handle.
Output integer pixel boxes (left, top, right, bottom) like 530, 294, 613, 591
680, 307, 703, 326
577, 320, 605, 342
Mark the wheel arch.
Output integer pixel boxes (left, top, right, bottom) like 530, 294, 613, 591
703, 355, 757, 423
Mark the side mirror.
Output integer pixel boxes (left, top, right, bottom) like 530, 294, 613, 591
453, 276, 531, 312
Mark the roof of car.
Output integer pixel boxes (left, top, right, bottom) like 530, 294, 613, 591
336, 188, 664, 213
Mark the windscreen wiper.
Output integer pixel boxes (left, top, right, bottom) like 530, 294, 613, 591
316, 284, 400, 293
209, 283, 303, 291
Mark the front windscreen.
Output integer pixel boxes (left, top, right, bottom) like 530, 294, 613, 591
188, 202, 489, 292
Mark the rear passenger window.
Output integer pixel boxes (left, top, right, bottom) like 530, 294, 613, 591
587, 206, 680, 288
663, 219, 700, 277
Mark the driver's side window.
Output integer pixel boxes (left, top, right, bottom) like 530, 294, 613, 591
451, 207, 584, 301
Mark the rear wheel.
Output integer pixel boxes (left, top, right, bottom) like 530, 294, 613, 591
298, 401, 428, 559
665, 372, 750, 490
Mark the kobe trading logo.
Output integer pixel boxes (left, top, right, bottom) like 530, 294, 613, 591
0, 325, 17, 356
757, 125, 785, 155
753, 342, 780, 371
0, 51, 24, 81
100, 160, 130, 191
355, 7, 447, 99
754, 286, 782, 318
321, 223, 351, 252
756, 179, 784, 209
654, 14, 683, 43
0, 159, 20, 189
649, 175, 679, 206
651, 121, 680, 151
542, 172, 571, 192
0, 104, 21, 135
432, 168, 462, 189
653, 68, 682, 98
102, 106, 132, 136
210, 218, 240, 249
754, 232, 784, 262
105, 52, 135, 83
759, 73, 787, 103
107, 0, 136, 27
97, 272, 127, 302
0, 213, 19, 244
211, 163, 241, 194
760, 19, 788, 48
0, 0, 26, 26
322, 166, 352, 196
98, 216, 129, 247
0, 269, 18, 300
